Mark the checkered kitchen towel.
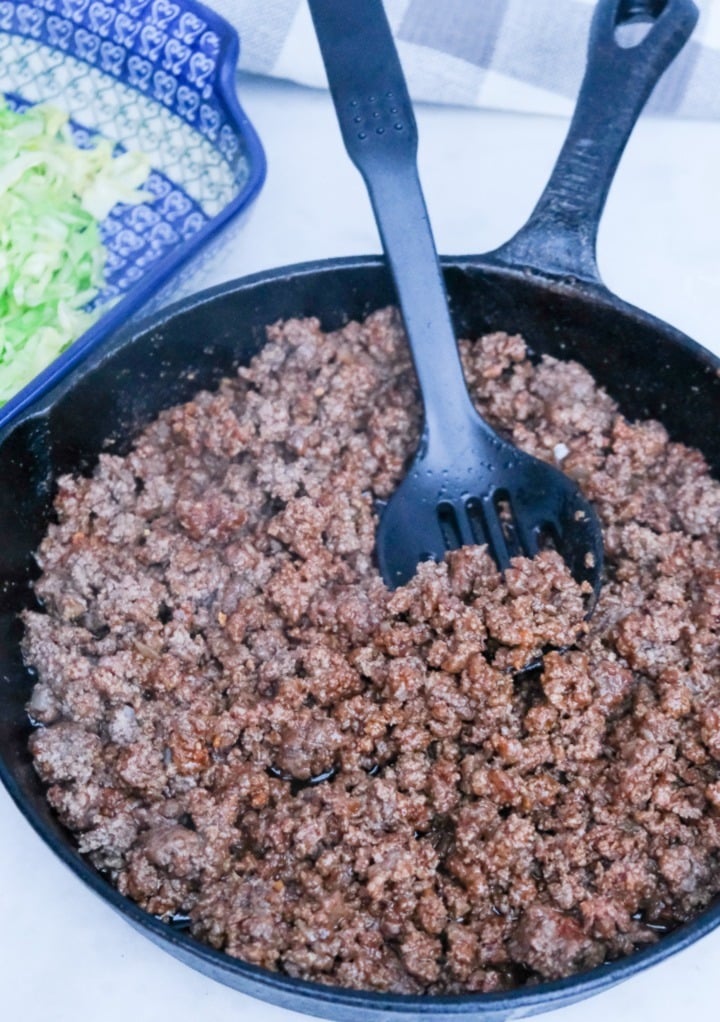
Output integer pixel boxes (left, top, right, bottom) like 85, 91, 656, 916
211, 0, 720, 118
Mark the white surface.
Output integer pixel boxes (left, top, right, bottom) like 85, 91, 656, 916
2, 73, 720, 1021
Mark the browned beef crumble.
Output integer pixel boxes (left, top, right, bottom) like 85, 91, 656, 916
23, 308, 720, 994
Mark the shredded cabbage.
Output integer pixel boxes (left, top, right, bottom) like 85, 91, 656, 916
0, 99, 150, 405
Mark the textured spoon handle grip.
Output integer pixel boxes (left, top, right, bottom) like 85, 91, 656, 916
307, 0, 418, 172
308, 0, 480, 440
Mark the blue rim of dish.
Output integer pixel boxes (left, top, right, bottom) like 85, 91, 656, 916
0, 0, 267, 433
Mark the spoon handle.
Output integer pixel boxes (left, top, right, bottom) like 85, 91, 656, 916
307, 0, 479, 441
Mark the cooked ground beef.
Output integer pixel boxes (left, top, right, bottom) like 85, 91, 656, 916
23, 308, 720, 994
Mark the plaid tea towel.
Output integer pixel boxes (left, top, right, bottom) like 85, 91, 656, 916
211, 0, 720, 118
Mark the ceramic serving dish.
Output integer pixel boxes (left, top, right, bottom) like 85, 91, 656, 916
0, 0, 266, 429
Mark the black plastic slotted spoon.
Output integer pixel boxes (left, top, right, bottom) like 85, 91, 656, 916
307, 0, 604, 597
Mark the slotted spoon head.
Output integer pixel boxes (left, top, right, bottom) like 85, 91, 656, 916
376, 418, 604, 600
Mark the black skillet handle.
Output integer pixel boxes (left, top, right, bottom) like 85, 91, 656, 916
490, 0, 699, 284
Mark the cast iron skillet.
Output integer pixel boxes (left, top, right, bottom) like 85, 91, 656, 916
1, 0, 718, 1019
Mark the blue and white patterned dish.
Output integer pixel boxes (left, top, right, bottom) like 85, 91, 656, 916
0, 0, 266, 428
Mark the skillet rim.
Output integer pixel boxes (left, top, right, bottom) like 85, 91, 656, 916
2, 252, 719, 442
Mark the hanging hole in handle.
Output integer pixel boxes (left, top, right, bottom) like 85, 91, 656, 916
615, 0, 668, 47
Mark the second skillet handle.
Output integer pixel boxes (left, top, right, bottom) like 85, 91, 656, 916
491, 0, 698, 284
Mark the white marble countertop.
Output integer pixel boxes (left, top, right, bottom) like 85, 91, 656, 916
2, 72, 720, 1022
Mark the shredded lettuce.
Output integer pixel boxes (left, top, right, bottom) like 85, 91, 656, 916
0, 99, 150, 405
